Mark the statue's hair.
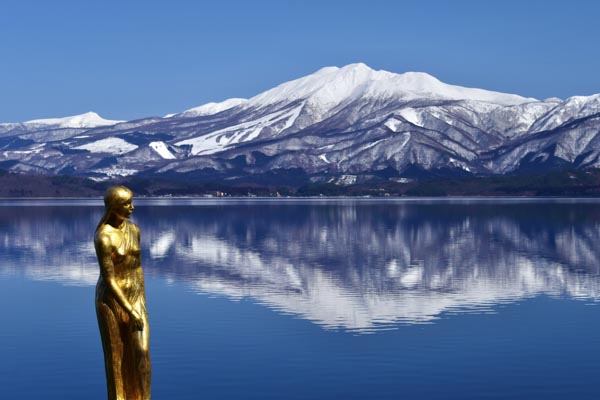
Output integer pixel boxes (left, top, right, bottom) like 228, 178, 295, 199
96, 186, 133, 232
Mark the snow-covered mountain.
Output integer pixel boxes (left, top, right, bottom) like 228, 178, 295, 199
166, 98, 248, 118
0, 111, 122, 131
1, 63, 599, 183
24, 111, 123, 128
248, 63, 534, 108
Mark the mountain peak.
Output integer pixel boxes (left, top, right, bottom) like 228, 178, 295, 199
248, 63, 535, 109
173, 98, 248, 118
248, 63, 378, 107
24, 111, 123, 128
339, 62, 373, 72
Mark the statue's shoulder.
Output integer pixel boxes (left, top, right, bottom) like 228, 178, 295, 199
95, 224, 116, 247
127, 221, 141, 236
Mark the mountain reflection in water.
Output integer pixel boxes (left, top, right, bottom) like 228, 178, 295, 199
2, 199, 600, 333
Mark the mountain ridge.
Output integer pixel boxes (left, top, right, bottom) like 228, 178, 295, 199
1, 63, 599, 186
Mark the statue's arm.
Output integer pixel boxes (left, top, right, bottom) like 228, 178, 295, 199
95, 232, 144, 330
132, 223, 146, 286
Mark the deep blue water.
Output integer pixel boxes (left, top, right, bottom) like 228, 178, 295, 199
1, 198, 599, 399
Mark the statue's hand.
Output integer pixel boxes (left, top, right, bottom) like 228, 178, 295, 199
130, 309, 144, 331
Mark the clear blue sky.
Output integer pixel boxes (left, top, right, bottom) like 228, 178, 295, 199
1, 0, 599, 122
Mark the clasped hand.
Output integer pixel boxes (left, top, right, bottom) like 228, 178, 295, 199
130, 309, 144, 331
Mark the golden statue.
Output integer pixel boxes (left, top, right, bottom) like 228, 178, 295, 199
95, 186, 151, 400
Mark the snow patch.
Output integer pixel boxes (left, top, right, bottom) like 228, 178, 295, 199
385, 118, 402, 132
149, 141, 176, 159
397, 108, 423, 127
448, 157, 471, 172
390, 132, 412, 151
336, 175, 357, 185
357, 138, 389, 153
91, 167, 138, 178
318, 144, 335, 151
176, 104, 303, 155
75, 138, 138, 154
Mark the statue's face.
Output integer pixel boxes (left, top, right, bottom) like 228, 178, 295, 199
112, 191, 134, 219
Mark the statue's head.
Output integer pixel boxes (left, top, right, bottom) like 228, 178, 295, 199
103, 186, 134, 219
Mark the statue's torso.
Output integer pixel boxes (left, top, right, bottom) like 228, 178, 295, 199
96, 220, 144, 304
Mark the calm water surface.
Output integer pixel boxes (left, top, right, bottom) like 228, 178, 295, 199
1, 198, 599, 399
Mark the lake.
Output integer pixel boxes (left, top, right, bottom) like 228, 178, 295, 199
1, 198, 599, 399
